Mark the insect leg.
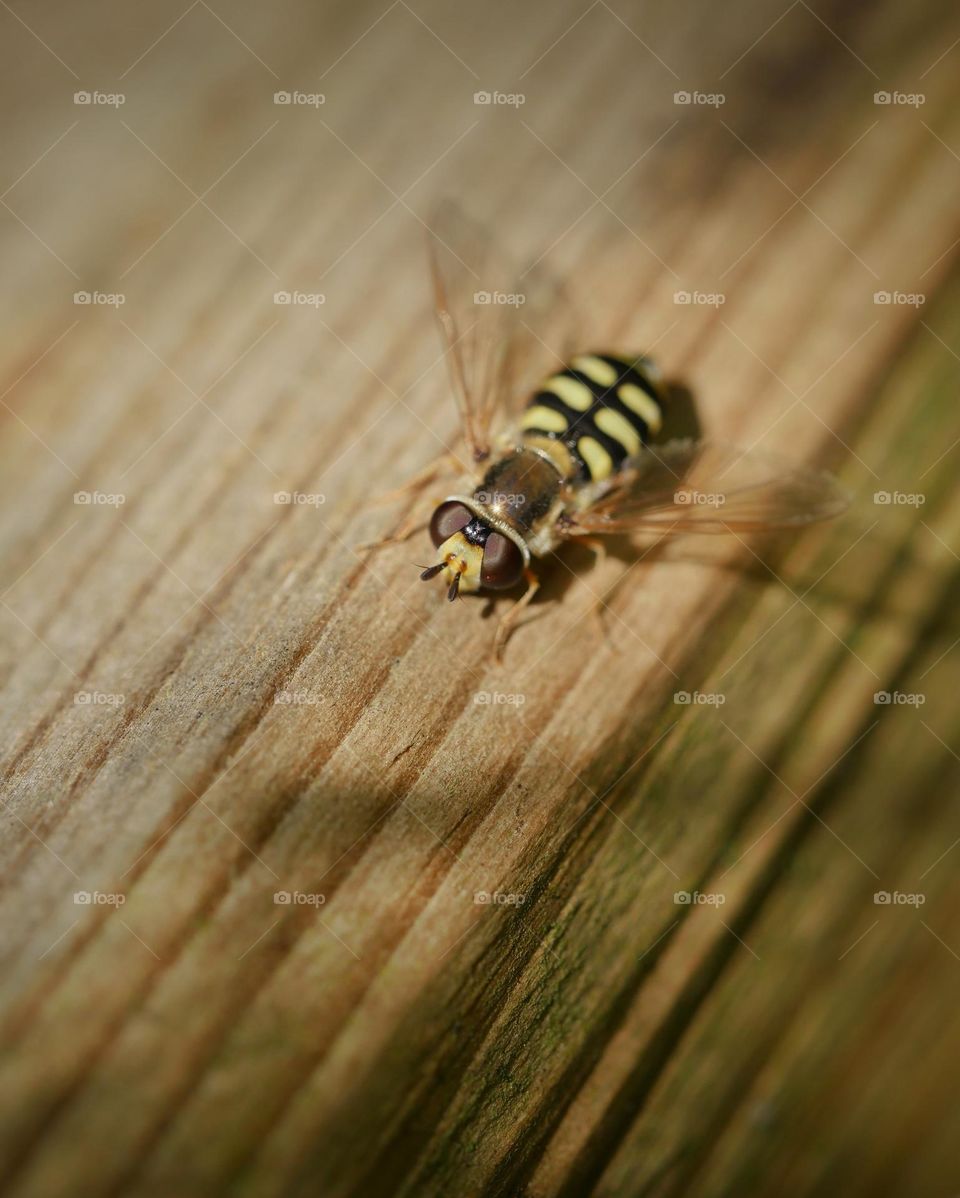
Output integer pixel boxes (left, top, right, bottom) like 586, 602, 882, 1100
359, 451, 466, 550
575, 537, 615, 644
492, 568, 540, 663
576, 535, 607, 572
364, 451, 461, 509
358, 509, 431, 551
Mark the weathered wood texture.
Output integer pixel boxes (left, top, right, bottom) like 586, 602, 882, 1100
1, 1, 959, 1195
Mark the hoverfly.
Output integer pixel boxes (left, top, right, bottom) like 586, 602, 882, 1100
371, 203, 849, 660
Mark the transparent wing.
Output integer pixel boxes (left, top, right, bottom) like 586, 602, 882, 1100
565, 440, 850, 536
426, 200, 572, 463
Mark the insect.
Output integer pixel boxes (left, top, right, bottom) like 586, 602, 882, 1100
372, 203, 849, 661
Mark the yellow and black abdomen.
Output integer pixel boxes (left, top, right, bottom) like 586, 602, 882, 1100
519, 353, 664, 483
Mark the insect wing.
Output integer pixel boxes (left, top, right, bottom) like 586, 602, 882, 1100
566, 440, 850, 536
426, 201, 570, 461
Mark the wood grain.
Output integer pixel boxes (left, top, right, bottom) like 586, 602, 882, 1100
0, 0, 959, 1195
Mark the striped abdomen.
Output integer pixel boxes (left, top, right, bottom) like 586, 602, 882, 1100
520, 353, 664, 483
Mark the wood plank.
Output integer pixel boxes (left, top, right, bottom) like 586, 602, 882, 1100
0, 1, 958, 1195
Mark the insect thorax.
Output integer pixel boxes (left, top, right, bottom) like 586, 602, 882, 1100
473, 449, 562, 537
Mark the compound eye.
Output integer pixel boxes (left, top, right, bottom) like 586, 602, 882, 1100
429, 500, 472, 547
481, 532, 524, 589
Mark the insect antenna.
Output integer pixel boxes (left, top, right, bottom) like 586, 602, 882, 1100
447, 573, 461, 602
419, 563, 445, 581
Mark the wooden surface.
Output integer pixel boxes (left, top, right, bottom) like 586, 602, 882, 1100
1, 1, 959, 1195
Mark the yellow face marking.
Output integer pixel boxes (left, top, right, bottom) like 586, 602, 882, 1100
594, 407, 642, 456
578, 436, 614, 481
544, 374, 594, 411
521, 405, 569, 433
437, 530, 484, 593
571, 355, 619, 386
617, 383, 662, 434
